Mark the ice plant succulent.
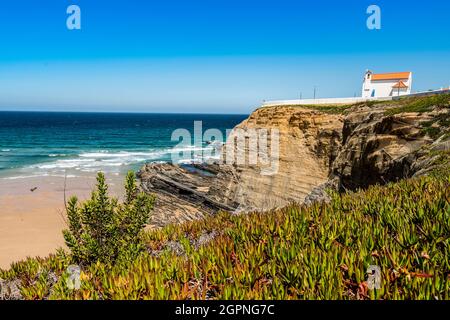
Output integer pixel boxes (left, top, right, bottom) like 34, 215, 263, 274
0, 173, 448, 300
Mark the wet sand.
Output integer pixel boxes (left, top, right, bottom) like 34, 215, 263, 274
0, 174, 124, 269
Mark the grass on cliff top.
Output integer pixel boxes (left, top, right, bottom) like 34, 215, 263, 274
258, 103, 356, 114
1, 172, 449, 300
385, 93, 450, 116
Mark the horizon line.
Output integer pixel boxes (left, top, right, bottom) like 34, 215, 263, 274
0, 109, 250, 116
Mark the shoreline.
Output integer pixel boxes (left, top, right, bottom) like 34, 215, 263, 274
0, 173, 125, 269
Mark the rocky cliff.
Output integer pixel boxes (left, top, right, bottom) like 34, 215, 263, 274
216, 106, 343, 210
139, 94, 450, 227
331, 99, 450, 189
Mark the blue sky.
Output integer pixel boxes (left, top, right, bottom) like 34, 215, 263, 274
0, 0, 449, 113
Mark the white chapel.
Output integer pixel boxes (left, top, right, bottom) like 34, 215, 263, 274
362, 70, 412, 98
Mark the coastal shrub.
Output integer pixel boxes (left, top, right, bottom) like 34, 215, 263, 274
62, 172, 155, 266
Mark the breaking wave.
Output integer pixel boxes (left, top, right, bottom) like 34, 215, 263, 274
27, 145, 218, 173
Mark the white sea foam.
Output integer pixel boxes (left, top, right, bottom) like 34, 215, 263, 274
1, 149, 11, 152
1, 145, 220, 181
48, 154, 68, 157
2, 174, 48, 180
2, 173, 77, 180
25, 145, 217, 174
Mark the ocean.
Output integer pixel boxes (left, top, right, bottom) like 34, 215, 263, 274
0, 111, 247, 180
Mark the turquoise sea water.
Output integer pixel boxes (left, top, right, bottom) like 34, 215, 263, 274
0, 112, 247, 179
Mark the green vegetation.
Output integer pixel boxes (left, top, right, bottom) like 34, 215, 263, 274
421, 125, 443, 139
301, 104, 355, 114
385, 93, 450, 116
420, 112, 450, 139
257, 103, 357, 115
1, 172, 449, 300
63, 172, 155, 266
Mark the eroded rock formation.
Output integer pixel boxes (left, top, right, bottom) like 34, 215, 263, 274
331, 103, 449, 189
139, 97, 450, 227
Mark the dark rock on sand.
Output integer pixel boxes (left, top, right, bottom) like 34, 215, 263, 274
138, 163, 240, 228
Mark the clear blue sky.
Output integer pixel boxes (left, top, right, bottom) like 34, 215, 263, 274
0, 0, 449, 113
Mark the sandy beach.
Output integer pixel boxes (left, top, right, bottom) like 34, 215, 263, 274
0, 173, 125, 269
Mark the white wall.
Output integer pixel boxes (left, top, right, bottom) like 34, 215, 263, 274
262, 96, 393, 107
262, 87, 448, 108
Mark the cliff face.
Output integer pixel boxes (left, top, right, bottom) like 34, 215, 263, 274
331, 107, 431, 189
139, 95, 450, 227
217, 106, 343, 211
331, 102, 449, 189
